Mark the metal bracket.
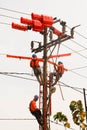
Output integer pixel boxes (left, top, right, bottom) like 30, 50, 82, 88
31, 41, 41, 52
70, 24, 80, 38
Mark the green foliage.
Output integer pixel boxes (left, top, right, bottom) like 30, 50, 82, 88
53, 112, 70, 128
69, 100, 87, 130
53, 100, 87, 130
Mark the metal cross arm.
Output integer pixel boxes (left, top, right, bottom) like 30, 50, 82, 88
32, 35, 71, 53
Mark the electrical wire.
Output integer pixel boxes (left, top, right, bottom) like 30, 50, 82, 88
0, 71, 87, 94
68, 66, 87, 79
0, 72, 33, 75
59, 81, 87, 94
69, 70, 87, 79
71, 39, 87, 49
62, 44, 87, 59
0, 13, 19, 20
0, 7, 30, 15
0, 22, 11, 26
0, 72, 36, 81
69, 66, 87, 71
0, 118, 35, 120
0, 118, 76, 130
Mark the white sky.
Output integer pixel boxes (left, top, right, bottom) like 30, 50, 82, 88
0, 0, 87, 130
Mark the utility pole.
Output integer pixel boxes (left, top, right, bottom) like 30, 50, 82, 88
43, 27, 48, 130
11, 13, 79, 130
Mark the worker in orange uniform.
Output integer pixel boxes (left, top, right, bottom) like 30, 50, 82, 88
30, 54, 43, 85
29, 95, 43, 126
56, 61, 65, 78
49, 61, 68, 86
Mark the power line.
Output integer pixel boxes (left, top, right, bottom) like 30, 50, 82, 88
0, 72, 36, 81
69, 70, 87, 79
0, 22, 11, 26
0, 118, 35, 120
0, 71, 87, 94
0, 13, 19, 20
69, 66, 87, 71
75, 30, 87, 39
0, 118, 76, 130
59, 81, 87, 94
0, 72, 33, 76
62, 44, 87, 59
0, 7, 30, 15
74, 48, 87, 53
71, 39, 87, 49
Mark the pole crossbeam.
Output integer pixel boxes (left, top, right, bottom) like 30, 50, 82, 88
32, 35, 71, 53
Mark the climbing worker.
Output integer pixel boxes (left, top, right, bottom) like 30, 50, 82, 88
49, 61, 68, 86
29, 95, 43, 126
30, 54, 43, 85
56, 61, 65, 78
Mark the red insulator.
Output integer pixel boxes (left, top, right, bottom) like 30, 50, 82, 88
32, 20, 44, 32
42, 15, 54, 27
31, 13, 42, 21
31, 13, 54, 27
12, 22, 28, 31
51, 27, 64, 36
20, 17, 33, 26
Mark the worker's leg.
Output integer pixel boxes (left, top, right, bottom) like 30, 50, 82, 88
40, 73, 43, 83
36, 111, 43, 126
36, 76, 43, 85
48, 72, 59, 86
32, 110, 43, 126
34, 68, 43, 85
36, 67, 43, 84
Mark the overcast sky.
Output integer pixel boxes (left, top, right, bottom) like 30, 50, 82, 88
0, 0, 87, 130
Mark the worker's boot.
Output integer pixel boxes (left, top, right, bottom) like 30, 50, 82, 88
37, 117, 43, 126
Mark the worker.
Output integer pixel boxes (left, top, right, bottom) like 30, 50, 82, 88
56, 61, 65, 78
29, 95, 43, 126
49, 61, 67, 86
30, 54, 43, 85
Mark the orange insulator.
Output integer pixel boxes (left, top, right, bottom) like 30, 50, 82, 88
51, 27, 64, 36
20, 17, 33, 26
42, 15, 54, 27
32, 20, 44, 32
31, 13, 54, 27
31, 13, 42, 21
12, 22, 28, 31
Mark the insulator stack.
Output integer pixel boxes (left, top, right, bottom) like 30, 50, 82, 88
31, 13, 42, 21
20, 17, 33, 26
50, 26, 64, 37
12, 22, 28, 31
